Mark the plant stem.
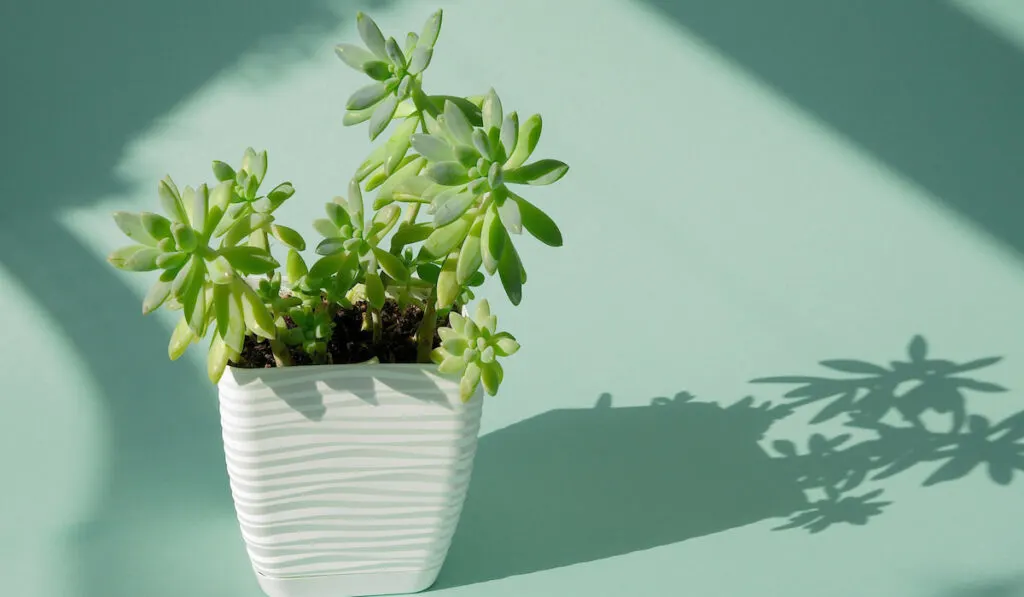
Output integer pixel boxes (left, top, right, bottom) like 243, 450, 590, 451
372, 308, 383, 345
416, 287, 438, 363
270, 339, 292, 367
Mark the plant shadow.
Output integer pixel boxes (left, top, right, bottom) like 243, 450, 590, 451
436, 336, 1022, 588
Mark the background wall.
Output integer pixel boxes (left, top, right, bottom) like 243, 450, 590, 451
2, 1, 1024, 596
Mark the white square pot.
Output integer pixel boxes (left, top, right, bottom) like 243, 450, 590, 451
217, 363, 483, 597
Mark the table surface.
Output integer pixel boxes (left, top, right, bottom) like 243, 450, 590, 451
4, 1, 1024, 596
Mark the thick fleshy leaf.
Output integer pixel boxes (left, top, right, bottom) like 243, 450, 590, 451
385, 37, 405, 70
504, 159, 569, 186
390, 222, 433, 250
286, 249, 308, 284
439, 354, 466, 375
500, 112, 519, 158
481, 205, 505, 274
408, 46, 432, 74
416, 262, 441, 284
433, 189, 475, 227
443, 100, 474, 146
436, 252, 460, 308
168, 316, 196, 360
141, 212, 173, 240
492, 332, 520, 356
456, 223, 483, 284
506, 114, 542, 168
206, 181, 233, 236
369, 94, 399, 140
344, 107, 375, 126
266, 182, 295, 209
236, 278, 275, 339
171, 223, 198, 253
374, 156, 425, 202
356, 12, 388, 59
112, 211, 159, 246
497, 195, 522, 234
365, 271, 386, 310
308, 251, 350, 279
206, 255, 234, 285
420, 9, 443, 48
313, 218, 339, 239
482, 88, 503, 131
142, 279, 173, 314
384, 116, 419, 176
404, 31, 419, 55
334, 43, 377, 70
471, 129, 493, 161
182, 262, 208, 335
411, 133, 454, 162
480, 361, 503, 395
271, 224, 306, 251
372, 246, 409, 281
460, 361, 481, 402
498, 240, 523, 305
422, 215, 471, 258
158, 179, 189, 223
369, 204, 401, 242
361, 59, 392, 81
108, 245, 154, 271
347, 82, 389, 111
223, 212, 273, 247
207, 334, 230, 383
426, 161, 470, 186
511, 192, 562, 247
219, 246, 280, 275
212, 160, 235, 182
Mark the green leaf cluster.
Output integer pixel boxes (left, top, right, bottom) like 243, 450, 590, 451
106, 8, 568, 399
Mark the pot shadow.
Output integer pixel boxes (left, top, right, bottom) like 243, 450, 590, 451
232, 364, 458, 421
634, 0, 1024, 258
437, 335, 1022, 588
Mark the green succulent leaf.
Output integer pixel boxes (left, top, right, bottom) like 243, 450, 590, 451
169, 316, 196, 360
436, 251, 460, 308
286, 249, 308, 284
460, 361, 481, 402
171, 223, 198, 253
207, 181, 233, 236
385, 37, 406, 70
433, 188, 476, 227
223, 212, 273, 247
158, 179, 189, 224
369, 94, 399, 140
219, 246, 280, 275
511, 192, 562, 247
471, 129, 493, 161
207, 334, 231, 384
266, 182, 296, 209
348, 82, 390, 111
236, 278, 276, 339
426, 161, 470, 186
357, 12, 389, 60
271, 224, 306, 251
212, 160, 236, 182
113, 211, 159, 246
141, 212, 173, 240
142, 279, 173, 314
408, 46, 432, 74
344, 107, 375, 126
372, 246, 409, 281
365, 271, 386, 310
385, 116, 420, 176
206, 255, 234, 285
506, 114, 542, 169
313, 218, 339, 239
390, 222, 433, 251
492, 331, 520, 356
362, 59, 392, 81
497, 193, 522, 234
480, 361, 503, 395
107, 245, 155, 271
497, 239, 523, 305
504, 159, 569, 186
420, 9, 443, 49
443, 100, 474, 146
500, 112, 519, 157
334, 43, 377, 71
482, 88, 503, 131
411, 133, 454, 163
481, 204, 505, 274
456, 224, 483, 284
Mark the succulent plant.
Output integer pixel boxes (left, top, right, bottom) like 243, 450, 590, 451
106, 8, 568, 400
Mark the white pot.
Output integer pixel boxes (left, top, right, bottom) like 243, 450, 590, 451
217, 362, 483, 597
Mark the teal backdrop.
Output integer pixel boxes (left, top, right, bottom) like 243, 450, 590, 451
3, 1, 1024, 595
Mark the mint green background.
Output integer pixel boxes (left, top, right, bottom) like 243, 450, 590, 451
3, 1, 1024, 595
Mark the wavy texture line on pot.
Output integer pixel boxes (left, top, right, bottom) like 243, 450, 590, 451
218, 363, 482, 582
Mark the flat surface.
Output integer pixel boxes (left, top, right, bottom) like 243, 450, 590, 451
3, 1, 1024, 596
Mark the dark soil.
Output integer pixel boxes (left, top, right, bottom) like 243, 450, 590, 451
233, 299, 450, 368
